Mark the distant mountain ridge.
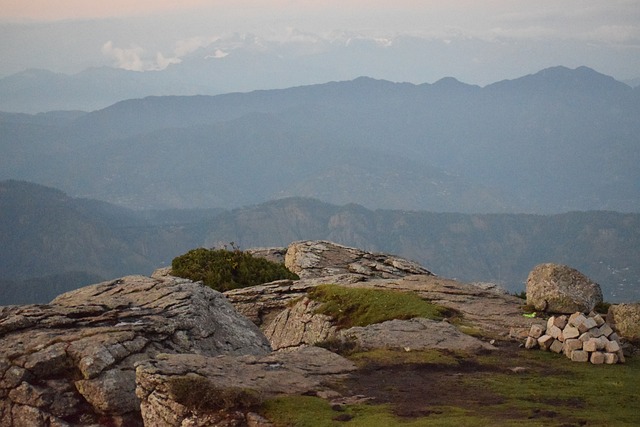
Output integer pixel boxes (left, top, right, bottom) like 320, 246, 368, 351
1, 180, 638, 305
1, 66, 638, 214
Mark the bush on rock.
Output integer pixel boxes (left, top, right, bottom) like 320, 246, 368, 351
171, 247, 299, 292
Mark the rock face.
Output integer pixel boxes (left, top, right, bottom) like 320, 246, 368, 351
284, 240, 432, 279
0, 275, 270, 427
135, 346, 356, 427
526, 263, 603, 314
0, 240, 551, 426
607, 303, 640, 344
340, 318, 496, 353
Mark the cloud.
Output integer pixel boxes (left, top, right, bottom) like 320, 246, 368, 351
101, 41, 180, 71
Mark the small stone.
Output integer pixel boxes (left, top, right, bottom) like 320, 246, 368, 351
548, 325, 562, 339
547, 316, 556, 331
599, 323, 614, 337
524, 336, 538, 349
589, 326, 604, 338
563, 339, 583, 358
571, 350, 589, 362
537, 335, 554, 351
528, 324, 545, 339
569, 312, 586, 327
553, 315, 568, 329
610, 332, 620, 342
617, 350, 626, 364
605, 340, 621, 353
578, 317, 596, 333
590, 351, 605, 364
604, 353, 619, 365
593, 313, 605, 326
583, 338, 599, 352
550, 339, 564, 354
562, 326, 579, 340
578, 332, 593, 342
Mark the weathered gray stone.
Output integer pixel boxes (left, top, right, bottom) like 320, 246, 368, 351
0, 275, 271, 426
263, 297, 336, 351
569, 312, 587, 328
135, 347, 356, 427
340, 318, 496, 353
549, 339, 564, 354
583, 338, 600, 352
590, 351, 605, 364
528, 324, 545, 339
553, 315, 568, 330
604, 353, 619, 365
284, 240, 432, 279
579, 317, 598, 334
563, 339, 583, 358
526, 264, 602, 314
605, 340, 621, 353
571, 350, 589, 362
607, 304, 640, 343
592, 313, 606, 327
562, 326, 580, 340
579, 332, 593, 342
547, 325, 562, 339
538, 335, 554, 351
525, 336, 538, 349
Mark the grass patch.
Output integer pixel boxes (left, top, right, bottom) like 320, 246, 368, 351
260, 349, 640, 426
307, 284, 451, 329
474, 352, 640, 425
347, 348, 461, 367
261, 395, 495, 427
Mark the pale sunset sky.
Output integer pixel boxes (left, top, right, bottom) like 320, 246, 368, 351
1, 0, 639, 84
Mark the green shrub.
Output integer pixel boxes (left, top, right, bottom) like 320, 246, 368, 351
171, 247, 299, 292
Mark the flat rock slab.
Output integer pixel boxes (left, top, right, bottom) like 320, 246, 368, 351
136, 346, 356, 427
340, 318, 496, 352
285, 240, 432, 279
0, 275, 271, 427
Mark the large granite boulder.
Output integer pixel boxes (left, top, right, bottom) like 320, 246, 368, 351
607, 303, 640, 344
284, 240, 432, 279
526, 263, 603, 314
0, 275, 271, 427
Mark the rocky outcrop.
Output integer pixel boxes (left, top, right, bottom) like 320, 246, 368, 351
0, 240, 562, 426
0, 275, 270, 427
526, 263, 603, 314
607, 303, 640, 344
339, 318, 496, 353
264, 297, 336, 351
135, 346, 356, 427
284, 240, 432, 279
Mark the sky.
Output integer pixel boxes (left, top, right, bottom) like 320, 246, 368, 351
1, 0, 639, 84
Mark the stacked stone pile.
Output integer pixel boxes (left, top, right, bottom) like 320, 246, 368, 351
524, 312, 625, 364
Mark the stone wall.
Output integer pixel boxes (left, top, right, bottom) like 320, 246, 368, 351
524, 312, 624, 364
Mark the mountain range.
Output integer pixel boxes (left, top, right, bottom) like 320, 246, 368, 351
1, 180, 638, 305
6, 29, 638, 115
1, 66, 639, 214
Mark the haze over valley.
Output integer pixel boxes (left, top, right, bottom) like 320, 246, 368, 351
1, 1, 639, 306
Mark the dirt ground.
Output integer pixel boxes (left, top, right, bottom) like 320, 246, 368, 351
336, 342, 589, 426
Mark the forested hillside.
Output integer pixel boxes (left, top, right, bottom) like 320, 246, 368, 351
1, 181, 638, 304
2, 66, 638, 213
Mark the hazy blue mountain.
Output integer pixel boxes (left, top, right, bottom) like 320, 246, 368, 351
1, 181, 638, 305
1, 66, 638, 214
